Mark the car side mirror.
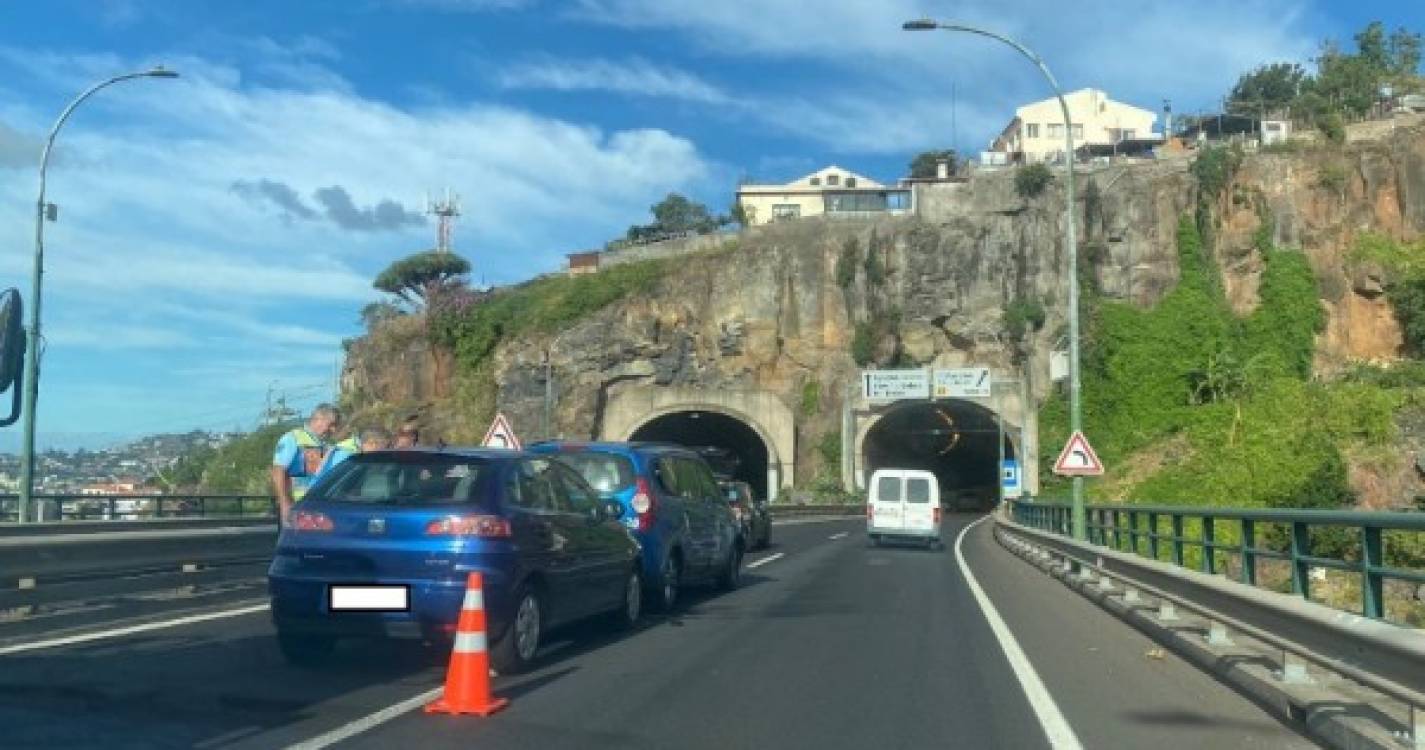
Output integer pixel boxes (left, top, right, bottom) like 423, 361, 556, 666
0, 289, 24, 428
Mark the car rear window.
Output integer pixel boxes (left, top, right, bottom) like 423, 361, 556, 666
555, 452, 635, 494
306, 453, 493, 506
906, 478, 931, 503
875, 476, 901, 503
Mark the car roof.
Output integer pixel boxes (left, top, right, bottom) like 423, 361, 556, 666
528, 440, 699, 455
356, 447, 529, 460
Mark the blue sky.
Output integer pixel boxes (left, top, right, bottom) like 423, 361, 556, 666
0, 0, 1419, 447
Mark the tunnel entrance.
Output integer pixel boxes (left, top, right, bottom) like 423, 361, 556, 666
861, 400, 1014, 511
629, 410, 772, 500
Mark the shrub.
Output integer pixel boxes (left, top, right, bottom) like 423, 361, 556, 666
1317, 164, 1348, 193
801, 380, 821, 418
836, 237, 859, 288
1002, 297, 1047, 341
1014, 163, 1053, 199
1318, 113, 1346, 144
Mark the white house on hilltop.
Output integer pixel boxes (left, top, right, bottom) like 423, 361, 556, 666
990, 88, 1159, 164
734, 166, 913, 226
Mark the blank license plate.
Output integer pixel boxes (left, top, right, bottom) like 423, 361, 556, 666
329, 585, 409, 612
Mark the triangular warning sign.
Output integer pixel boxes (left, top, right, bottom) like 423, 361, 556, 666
481, 413, 522, 450
1053, 430, 1104, 476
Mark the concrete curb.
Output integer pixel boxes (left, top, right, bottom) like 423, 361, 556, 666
994, 526, 1417, 750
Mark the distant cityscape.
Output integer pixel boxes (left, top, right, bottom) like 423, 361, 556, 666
0, 430, 239, 494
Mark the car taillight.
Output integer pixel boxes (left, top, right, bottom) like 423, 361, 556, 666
425, 515, 512, 538
290, 510, 333, 532
933, 506, 942, 524
632, 478, 656, 532
866, 504, 874, 520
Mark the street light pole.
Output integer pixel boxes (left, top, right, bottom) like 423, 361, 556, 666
16, 66, 178, 524
902, 20, 1085, 539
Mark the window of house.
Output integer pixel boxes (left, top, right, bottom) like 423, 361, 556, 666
886, 191, 911, 210
1121, 128, 1135, 140
845, 177, 857, 187
1046, 123, 1064, 138
827, 174, 840, 186
771, 204, 801, 220
1025, 123, 1040, 138
1072, 124, 1084, 139
809, 176, 821, 186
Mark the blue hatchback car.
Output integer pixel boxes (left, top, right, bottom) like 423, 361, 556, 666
268, 449, 642, 673
528, 442, 744, 611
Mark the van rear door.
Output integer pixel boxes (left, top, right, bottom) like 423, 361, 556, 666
870, 473, 903, 531
902, 474, 938, 533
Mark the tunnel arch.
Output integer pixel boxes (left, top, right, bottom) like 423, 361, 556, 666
854, 399, 1018, 510
626, 407, 774, 500
602, 387, 795, 501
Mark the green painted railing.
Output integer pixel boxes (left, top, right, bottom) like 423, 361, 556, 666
1009, 499, 1425, 621
0, 494, 276, 523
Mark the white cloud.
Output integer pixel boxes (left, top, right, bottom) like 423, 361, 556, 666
0, 43, 712, 433
570, 0, 1320, 148
496, 57, 731, 104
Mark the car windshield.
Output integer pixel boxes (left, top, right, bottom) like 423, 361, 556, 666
305, 453, 494, 505
554, 451, 635, 494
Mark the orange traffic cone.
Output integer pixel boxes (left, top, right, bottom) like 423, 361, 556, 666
425, 572, 509, 716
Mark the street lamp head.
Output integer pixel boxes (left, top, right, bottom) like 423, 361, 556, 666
902, 18, 939, 31
145, 66, 179, 78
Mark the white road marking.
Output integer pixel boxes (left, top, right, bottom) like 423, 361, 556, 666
745, 552, 785, 569
955, 518, 1084, 750
284, 686, 444, 750
828, 532, 849, 540
0, 603, 271, 656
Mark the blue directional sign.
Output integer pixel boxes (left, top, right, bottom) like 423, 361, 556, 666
1001, 459, 1021, 498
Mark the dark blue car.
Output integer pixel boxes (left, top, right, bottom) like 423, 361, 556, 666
267, 449, 643, 673
528, 442, 744, 611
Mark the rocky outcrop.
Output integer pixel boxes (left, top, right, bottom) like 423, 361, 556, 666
342, 118, 1425, 486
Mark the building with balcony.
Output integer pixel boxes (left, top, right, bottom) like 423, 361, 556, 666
734, 166, 913, 226
989, 88, 1159, 164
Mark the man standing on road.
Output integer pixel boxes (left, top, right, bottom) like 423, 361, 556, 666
318, 427, 390, 478
272, 404, 341, 524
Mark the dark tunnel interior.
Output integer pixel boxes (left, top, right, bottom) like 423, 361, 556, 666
862, 400, 1015, 510
629, 411, 770, 499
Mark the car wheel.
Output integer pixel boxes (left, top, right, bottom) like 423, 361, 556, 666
492, 585, 543, 675
716, 544, 743, 591
868, 534, 881, 548
276, 631, 336, 667
606, 568, 643, 631
652, 554, 681, 612
759, 525, 771, 550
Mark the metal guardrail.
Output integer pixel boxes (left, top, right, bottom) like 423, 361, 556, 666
0, 519, 278, 612
0, 494, 276, 523
996, 520, 1425, 749
1011, 500, 1425, 621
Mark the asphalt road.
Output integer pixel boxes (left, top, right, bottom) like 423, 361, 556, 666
0, 515, 1316, 749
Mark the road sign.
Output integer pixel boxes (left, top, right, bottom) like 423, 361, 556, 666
1053, 431, 1104, 476
1001, 459, 1021, 498
482, 412, 522, 450
933, 368, 991, 398
862, 369, 930, 401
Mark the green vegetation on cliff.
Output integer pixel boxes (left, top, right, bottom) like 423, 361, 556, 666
1039, 216, 1396, 515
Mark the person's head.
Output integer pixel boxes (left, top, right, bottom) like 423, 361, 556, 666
309, 403, 341, 439
360, 427, 391, 452
393, 421, 420, 449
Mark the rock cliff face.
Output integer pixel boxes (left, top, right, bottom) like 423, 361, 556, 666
343, 118, 1425, 488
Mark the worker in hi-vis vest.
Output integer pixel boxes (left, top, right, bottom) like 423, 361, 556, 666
318, 427, 391, 479
272, 403, 341, 524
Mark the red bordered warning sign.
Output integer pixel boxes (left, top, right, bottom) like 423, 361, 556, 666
481, 412, 522, 450
1053, 430, 1104, 476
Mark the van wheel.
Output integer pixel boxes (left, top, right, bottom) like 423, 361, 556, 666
868, 535, 881, 548
492, 585, 543, 675
277, 632, 335, 667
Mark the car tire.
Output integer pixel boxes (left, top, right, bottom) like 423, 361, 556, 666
651, 553, 681, 613
716, 544, 743, 591
491, 584, 543, 675
276, 631, 336, 667
606, 568, 643, 631
868, 534, 881, 548
760, 526, 771, 550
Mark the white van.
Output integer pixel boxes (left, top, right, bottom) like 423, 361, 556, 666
866, 468, 942, 548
